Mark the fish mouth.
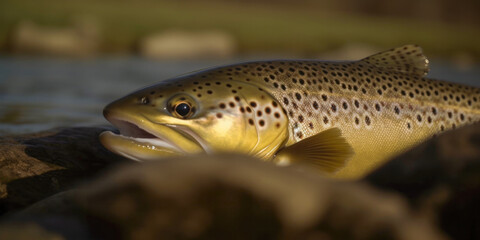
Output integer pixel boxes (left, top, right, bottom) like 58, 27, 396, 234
100, 114, 205, 161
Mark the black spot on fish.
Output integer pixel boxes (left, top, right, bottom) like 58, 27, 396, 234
296, 132, 303, 138
265, 107, 271, 114
354, 100, 360, 108
365, 116, 371, 126
295, 93, 302, 101
394, 106, 400, 115
331, 104, 337, 112
292, 102, 298, 110
298, 115, 304, 123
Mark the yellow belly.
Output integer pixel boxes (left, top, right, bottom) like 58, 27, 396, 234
333, 116, 437, 179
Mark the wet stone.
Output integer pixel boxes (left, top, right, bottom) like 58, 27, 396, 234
3, 154, 444, 240
0, 126, 129, 214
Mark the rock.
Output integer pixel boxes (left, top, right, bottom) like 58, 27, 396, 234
9, 17, 101, 57
139, 30, 236, 59
7, 154, 445, 240
0, 126, 128, 215
0, 222, 64, 240
364, 122, 480, 240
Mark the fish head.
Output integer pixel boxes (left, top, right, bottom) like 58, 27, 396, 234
100, 74, 289, 161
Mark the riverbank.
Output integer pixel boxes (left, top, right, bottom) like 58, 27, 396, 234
0, 0, 479, 60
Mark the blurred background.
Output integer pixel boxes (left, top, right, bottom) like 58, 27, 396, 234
1, 0, 479, 135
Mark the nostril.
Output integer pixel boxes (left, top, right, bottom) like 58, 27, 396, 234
140, 96, 150, 105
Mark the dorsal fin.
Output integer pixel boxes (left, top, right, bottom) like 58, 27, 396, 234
272, 128, 354, 174
360, 45, 429, 77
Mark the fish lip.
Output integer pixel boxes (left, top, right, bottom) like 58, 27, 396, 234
104, 112, 208, 154
104, 114, 186, 153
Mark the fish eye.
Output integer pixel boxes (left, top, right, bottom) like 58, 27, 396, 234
173, 101, 193, 119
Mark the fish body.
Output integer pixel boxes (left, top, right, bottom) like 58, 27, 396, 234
100, 45, 480, 179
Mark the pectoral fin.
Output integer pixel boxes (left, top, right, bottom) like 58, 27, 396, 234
272, 128, 354, 173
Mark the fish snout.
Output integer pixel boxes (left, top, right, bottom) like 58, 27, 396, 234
103, 107, 112, 119
102, 95, 142, 121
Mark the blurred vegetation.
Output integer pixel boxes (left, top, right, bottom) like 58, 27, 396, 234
0, 0, 479, 58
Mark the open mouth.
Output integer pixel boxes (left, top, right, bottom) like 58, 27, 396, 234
113, 119, 157, 138
100, 113, 207, 162
106, 117, 185, 152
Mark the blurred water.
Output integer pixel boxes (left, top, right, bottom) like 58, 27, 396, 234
0, 57, 479, 136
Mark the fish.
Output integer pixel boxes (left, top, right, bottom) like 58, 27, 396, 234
100, 45, 480, 179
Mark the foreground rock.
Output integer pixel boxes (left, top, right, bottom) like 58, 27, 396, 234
139, 30, 236, 59
4, 154, 444, 240
2, 122, 480, 239
365, 122, 480, 240
0, 127, 128, 214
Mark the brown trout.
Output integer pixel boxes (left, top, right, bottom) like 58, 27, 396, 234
100, 45, 480, 179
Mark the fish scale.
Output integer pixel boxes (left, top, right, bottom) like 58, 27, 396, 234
194, 47, 480, 177
100, 45, 480, 179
